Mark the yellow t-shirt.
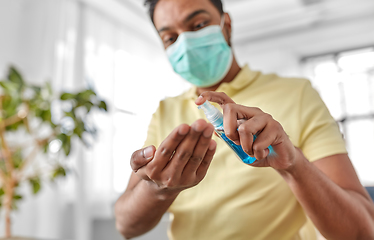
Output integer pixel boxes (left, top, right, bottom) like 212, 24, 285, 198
143, 65, 347, 240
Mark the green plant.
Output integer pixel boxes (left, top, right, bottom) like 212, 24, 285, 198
0, 66, 108, 237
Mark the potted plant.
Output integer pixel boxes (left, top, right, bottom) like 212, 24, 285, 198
0, 66, 107, 238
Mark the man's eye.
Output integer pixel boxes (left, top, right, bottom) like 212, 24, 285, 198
164, 37, 176, 46
194, 22, 207, 30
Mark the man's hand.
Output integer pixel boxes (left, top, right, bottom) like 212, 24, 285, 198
196, 91, 374, 239
130, 119, 217, 198
196, 91, 297, 171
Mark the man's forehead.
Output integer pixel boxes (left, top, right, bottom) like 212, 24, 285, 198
153, 0, 219, 29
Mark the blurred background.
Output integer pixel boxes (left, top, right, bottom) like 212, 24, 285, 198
0, 0, 373, 239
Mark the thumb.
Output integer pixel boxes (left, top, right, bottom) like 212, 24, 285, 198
130, 145, 156, 172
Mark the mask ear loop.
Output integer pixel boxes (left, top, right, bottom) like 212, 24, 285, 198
220, 14, 232, 47
220, 14, 225, 29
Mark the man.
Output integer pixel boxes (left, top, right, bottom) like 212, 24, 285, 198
115, 0, 374, 239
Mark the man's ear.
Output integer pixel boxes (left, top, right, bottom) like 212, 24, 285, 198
223, 13, 232, 46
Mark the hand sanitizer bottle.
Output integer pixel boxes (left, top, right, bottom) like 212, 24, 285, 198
198, 101, 274, 164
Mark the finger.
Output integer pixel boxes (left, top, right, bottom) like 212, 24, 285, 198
165, 119, 207, 176
237, 115, 269, 155
135, 167, 152, 181
237, 123, 255, 156
182, 123, 214, 176
196, 140, 217, 180
220, 104, 264, 145
249, 158, 271, 168
223, 104, 264, 121
222, 103, 241, 145
252, 122, 282, 160
152, 124, 190, 171
253, 148, 270, 161
196, 91, 235, 106
253, 133, 273, 160
130, 146, 156, 172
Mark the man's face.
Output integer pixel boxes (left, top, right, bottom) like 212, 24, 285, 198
153, 0, 230, 49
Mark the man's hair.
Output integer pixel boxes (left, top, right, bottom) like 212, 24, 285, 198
144, 0, 224, 23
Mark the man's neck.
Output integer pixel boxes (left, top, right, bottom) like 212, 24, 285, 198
196, 57, 241, 96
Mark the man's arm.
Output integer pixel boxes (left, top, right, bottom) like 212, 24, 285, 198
197, 91, 374, 240
279, 152, 374, 240
114, 172, 178, 239
115, 120, 216, 239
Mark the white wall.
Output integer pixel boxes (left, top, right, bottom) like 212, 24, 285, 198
0, 1, 63, 83
233, 14, 374, 78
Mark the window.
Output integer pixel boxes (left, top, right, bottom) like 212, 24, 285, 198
82, 8, 191, 197
303, 47, 374, 186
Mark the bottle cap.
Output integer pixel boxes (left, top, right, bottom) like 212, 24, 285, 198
198, 101, 224, 128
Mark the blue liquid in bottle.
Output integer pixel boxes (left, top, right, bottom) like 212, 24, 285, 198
215, 126, 274, 164
198, 101, 274, 165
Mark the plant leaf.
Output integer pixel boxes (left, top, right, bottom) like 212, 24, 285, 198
13, 194, 23, 200
83, 102, 94, 113
43, 142, 49, 153
57, 133, 68, 143
77, 89, 96, 101
0, 81, 18, 93
60, 93, 75, 100
73, 120, 85, 139
62, 135, 71, 156
41, 109, 52, 122
51, 166, 66, 180
29, 177, 41, 195
98, 100, 107, 111
64, 111, 75, 118
13, 149, 23, 169
8, 66, 24, 85
57, 133, 71, 155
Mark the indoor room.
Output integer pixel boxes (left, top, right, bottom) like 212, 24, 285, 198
0, 0, 373, 239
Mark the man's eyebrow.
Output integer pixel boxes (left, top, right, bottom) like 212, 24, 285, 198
157, 9, 210, 34
158, 27, 171, 34
183, 9, 210, 24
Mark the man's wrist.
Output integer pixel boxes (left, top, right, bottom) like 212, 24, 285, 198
277, 148, 309, 180
143, 180, 181, 201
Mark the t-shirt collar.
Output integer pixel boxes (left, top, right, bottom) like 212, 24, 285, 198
183, 64, 259, 99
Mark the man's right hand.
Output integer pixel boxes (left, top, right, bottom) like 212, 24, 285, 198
130, 119, 217, 198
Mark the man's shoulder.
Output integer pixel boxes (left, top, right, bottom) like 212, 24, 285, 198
256, 72, 312, 93
262, 72, 311, 86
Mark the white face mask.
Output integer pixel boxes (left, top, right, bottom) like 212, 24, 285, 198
166, 15, 233, 87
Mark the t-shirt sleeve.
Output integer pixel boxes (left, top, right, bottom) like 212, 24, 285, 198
142, 105, 161, 149
298, 81, 347, 162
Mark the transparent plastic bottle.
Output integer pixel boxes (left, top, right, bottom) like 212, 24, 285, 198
198, 101, 274, 164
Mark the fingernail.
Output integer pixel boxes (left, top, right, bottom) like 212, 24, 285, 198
209, 140, 217, 150
204, 128, 214, 138
143, 146, 154, 160
178, 126, 189, 135
263, 149, 268, 158
196, 96, 204, 104
193, 123, 205, 132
